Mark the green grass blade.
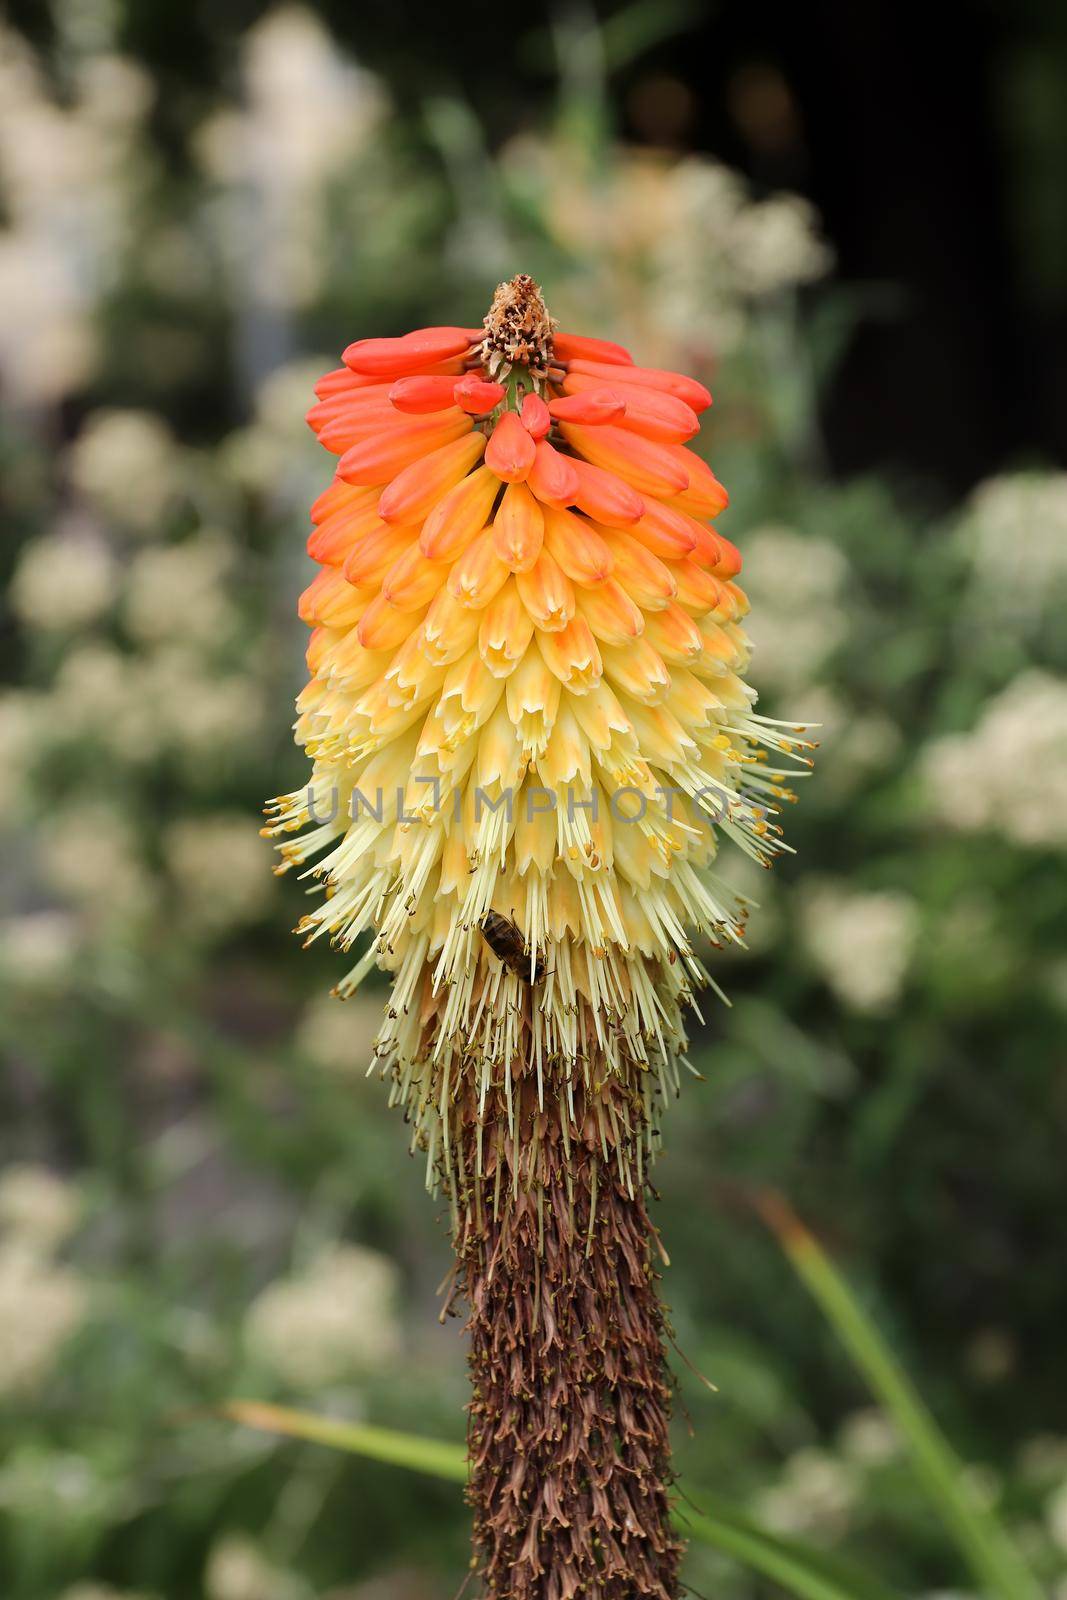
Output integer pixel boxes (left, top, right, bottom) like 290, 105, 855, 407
221, 1400, 468, 1483
684, 1493, 904, 1600
683, 1508, 885, 1600
759, 1193, 1042, 1600
222, 1400, 902, 1600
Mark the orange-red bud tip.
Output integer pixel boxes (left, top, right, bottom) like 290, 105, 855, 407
485, 411, 536, 482
344, 326, 474, 377
454, 374, 507, 415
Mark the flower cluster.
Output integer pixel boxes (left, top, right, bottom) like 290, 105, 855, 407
499, 143, 832, 366
922, 672, 1067, 850
800, 883, 920, 1014
244, 1243, 401, 1389
0, 1166, 87, 1399
266, 275, 813, 1209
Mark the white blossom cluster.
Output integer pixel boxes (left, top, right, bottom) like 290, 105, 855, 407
294, 990, 383, 1075
205, 1534, 309, 1600
755, 1445, 859, 1538
0, 1166, 87, 1398
0, 379, 295, 973
196, 8, 387, 315
0, 25, 152, 405
10, 518, 117, 633
800, 882, 920, 1013
650, 161, 832, 355
499, 140, 832, 367
922, 672, 1067, 849
961, 471, 1067, 621
244, 1243, 402, 1389
68, 410, 182, 534
738, 526, 850, 692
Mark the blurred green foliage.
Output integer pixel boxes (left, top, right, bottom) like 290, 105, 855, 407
1, 8, 1065, 1600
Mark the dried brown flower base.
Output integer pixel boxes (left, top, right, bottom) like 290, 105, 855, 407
450, 1075, 681, 1600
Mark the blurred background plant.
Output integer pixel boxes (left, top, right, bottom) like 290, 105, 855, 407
1, 3, 1066, 1598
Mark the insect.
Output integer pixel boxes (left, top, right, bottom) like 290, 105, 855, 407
479, 912, 545, 984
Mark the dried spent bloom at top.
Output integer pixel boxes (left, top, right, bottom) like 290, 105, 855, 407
480, 272, 557, 378
266, 276, 813, 1600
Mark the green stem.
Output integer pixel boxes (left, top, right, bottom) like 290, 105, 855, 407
759, 1193, 1042, 1600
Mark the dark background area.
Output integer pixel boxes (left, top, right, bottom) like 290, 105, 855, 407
13, 0, 1065, 496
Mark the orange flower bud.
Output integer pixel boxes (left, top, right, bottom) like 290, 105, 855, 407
310, 478, 368, 524
670, 560, 724, 614
642, 601, 704, 662
338, 413, 472, 486
549, 387, 626, 426
563, 372, 698, 442
559, 423, 690, 500
516, 549, 576, 631
520, 393, 551, 439
485, 411, 536, 482
342, 521, 415, 587
628, 502, 698, 559
492, 482, 544, 573
541, 505, 614, 586
677, 514, 742, 577
575, 578, 645, 645
357, 592, 422, 649
378, 431, 486, 524
553, 331, 633, 365
299, 567, 372, 628
453, 374, 507, 414
388, 374, 462, 413
697, 616, 745, 670
664, 453, 729, 518
568, 458, 644, 527
319, 363, 470, 401
381, 544, 449, 612
567, 358, 712, 413
317, 401, 404, 454
343, 326, 475, 376
448, 527, 511, 609
419, 466, 501, 562
313, 366, 372, 399
306, 384, 393, 432
598, 529, 678, 609
707, 531, 742, 579
527, 439, 580, 507
307, 495, 387, 567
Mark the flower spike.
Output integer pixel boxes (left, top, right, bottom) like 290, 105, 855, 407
267, 274, 813, 1600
